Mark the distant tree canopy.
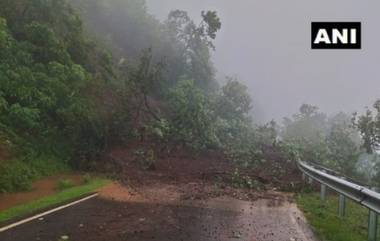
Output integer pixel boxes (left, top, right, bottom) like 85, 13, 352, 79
354, 100, 380, 184
281, 104, 362, 178
215, 78, 252, 121
70, 0, 221, 91
353, 100, 380, 154
64, 0, 255, 155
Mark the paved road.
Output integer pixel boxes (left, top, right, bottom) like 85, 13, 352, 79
0, 188, 317, 241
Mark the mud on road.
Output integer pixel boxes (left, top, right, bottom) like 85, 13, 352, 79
0, 147, 316, 241
0, 182, 317, 241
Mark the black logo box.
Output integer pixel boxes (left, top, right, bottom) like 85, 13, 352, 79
311, 22, 361, 49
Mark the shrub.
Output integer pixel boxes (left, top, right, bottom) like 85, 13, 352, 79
82, 173, 92, 184
0, 153, 69, 193
0, 160, 34, 192
134, 148, 156, 170
56, 179, 75, 190
231, 168, 263, 190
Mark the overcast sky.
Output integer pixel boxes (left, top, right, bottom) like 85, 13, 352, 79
146, 0, 380, 122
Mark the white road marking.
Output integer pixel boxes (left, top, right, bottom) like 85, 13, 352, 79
0, 193, 98, 233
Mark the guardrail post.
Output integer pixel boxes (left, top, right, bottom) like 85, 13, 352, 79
338, 194, 346, 217
308, 177, 313, 184
368, 209, 378, 241
320, 184, 327, 202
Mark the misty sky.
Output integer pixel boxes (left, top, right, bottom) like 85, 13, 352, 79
146, 0, 380, 122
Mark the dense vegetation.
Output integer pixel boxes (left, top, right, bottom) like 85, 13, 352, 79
352, 101, 380, 184
0, 0, 378, 193
0, 0, 259, 192
280, 105, 362, 179
0, 0, 112, 191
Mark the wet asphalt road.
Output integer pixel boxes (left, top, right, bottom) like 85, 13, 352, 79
0, 193, 317, 241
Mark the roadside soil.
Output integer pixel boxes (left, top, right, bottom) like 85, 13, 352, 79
0, 174, 83, 211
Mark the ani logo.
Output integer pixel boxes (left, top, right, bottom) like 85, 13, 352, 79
311, 22, 361, 49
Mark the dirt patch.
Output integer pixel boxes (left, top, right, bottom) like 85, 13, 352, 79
106, 145, 233, 185
101, 144, 304, 196
99, 181, 294, 206
99, 182, 258, 204
0, 174, 83, 211
99, 182, 143, 202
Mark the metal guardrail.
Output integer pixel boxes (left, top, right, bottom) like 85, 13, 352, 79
298, 161, 380, 241
306, 160, 371, 187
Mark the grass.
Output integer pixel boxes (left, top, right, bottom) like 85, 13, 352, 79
0, 178, 110, 223
296, 192, 379, 241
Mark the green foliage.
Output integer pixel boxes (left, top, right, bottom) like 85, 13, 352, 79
73, 0, 221, 90
277, 141, 301, 162
0, 18, 7, 45
353, 100, 380, 153
0, 2, 107, 191
216, 77, 252, 119
353, 100, 380, 185
326, 121, 360, 176
24, 154, 69, 178
166, 79, 216, 150
147, 119, 171, 142
134, 148, 156, 170
0, 160, 34, 192
72, 1, 225, 149
231, 168, 263, 189
0, 156, 68, 193
0, 0, 268, 193
166, 9, 221, 89
201, 11, 222, 41
162, 77, 258, 165
82, 173, 92, 183
8, 104, 41, 131
0, 0, 113, 179
281, 105, 362, 178
222, 122, 263, 168
57, 178, 75, 190
282, 104, 328, 163
205, 78, 257, 164
255, 120, 278, 147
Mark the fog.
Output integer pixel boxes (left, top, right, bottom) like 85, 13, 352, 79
146, 0, 380, 122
